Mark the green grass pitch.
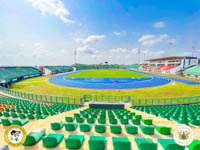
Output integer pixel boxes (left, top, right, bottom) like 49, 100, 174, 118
10, 74, 200, 100
65, 70, 151, 78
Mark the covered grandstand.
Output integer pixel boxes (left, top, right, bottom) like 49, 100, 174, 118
143, 56, 198, 74
42, 66, 73, 75
183, 65, 200, 79
0, 67, 43, 87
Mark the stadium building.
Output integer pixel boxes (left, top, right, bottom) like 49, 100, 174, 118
142, 56, 198, 74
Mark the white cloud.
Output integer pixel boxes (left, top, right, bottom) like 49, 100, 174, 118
153, 21, 166, 28
113, 32, 121, 36
130, 48, 165, 57
76, 45, 89, 52
27, 0, 75, 24
138, 34, 168, 46
76, 45, 99, 55
75, 34, 105, 55
138, 34, 155, 43
75, 35, 105, 44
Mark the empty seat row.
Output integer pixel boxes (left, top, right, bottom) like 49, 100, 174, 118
24, 130, 200, 150
51, 122, 171, 135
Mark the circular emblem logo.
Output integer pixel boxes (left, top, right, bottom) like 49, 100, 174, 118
174, 125, 194, 146
4, 125, 27, 147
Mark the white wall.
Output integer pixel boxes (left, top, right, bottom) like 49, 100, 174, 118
44, 68, 51, 75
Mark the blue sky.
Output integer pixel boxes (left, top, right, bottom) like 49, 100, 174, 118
0, 0, 200, 66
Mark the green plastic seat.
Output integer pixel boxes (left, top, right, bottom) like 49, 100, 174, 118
19, 113, 27, 119
131, 119, 141, 125
125, 125, 138, 134
155, 126, 171, 135
42, 133, 64, 148
171, 115, 179, 120
76, 117, 85, 123
5, 108, 10, 112
27, 114, 35, 120
65, 123, 78, 131
109, 118, 118, 124
110, 125, 121, 134
175, 119, 189, 125
51, 122, 64, 130
74, 113, 81, 118
89, 136, 106, 150
142, 119, 153, 125
12, 119, 29, 126
135, 115, 142, 120
98, 118, 106, 124
158, 139, 185, 150
23, 131, 45, 146
87, 118, 95, 124
95, 125, 106, 133
135, 138, 157, 150
188, 139, 200, 150
2, 119, 12, 126
140, 126, 154, 135
36, 115, 47, 120
120, 119, 129, 125
3, 112, 10, 117
65, 134, 84, 149
80, 124, 92, 132
189, 120, 200, 126
83, 113, 89, 118
126, 115, 133, 119
11, 112, 18, 118
112, 137, 131, 150
65, 117, 74, 122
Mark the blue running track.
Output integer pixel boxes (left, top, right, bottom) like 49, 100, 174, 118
48, 71, 171, 90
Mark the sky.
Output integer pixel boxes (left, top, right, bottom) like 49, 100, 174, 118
0, 0, 200, 66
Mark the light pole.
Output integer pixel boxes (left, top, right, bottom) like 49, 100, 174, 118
143, 52, 146, 64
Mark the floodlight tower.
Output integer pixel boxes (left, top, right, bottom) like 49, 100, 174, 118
143, 52, 146, 64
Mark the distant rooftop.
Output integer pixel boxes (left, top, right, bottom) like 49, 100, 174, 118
146, 56, 198, 61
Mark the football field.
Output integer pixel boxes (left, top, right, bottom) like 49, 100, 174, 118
10, 73, 200, 99
65, 70, 151, 78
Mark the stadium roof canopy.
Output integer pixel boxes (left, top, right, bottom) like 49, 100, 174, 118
146, 56, 197, 61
